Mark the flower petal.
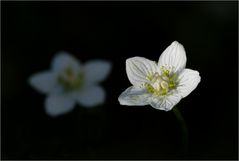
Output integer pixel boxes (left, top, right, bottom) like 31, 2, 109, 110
149, 93, 182, 111
45, 94, 75, 117
158, 41, 187, 74
29, 71, 57, 94
84, 60, 112, 84
177, 69, 201, 98
74, 86, 105, 108
118, 86, 151, 106
126, 57, 158, 87
51, 51, 81, 74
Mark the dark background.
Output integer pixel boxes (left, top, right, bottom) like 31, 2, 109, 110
2, 1, 238, 160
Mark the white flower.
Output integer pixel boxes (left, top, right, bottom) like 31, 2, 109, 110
29, 52, 111, 117
118, 41, 201, 111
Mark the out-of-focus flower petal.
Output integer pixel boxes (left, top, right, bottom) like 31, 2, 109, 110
74, 86, 105, 108
29, 71, 57, 94
45, 94, 75, 117
84, 60, 112, 85
51, 51, 81, 74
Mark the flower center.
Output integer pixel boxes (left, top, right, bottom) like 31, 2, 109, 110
57, 67, 84, 92
145, 66, 178, 96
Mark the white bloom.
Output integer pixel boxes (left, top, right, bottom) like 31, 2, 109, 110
29, 52, 111, 117
118, 41, 201, 111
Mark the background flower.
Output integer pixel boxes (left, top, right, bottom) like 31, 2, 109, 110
29, 52, 112, 117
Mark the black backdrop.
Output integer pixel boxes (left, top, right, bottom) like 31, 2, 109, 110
2, 1, 238, 160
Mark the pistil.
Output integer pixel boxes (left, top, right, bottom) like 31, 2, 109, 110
145, 68, 177, 96
58, 67, 84, 91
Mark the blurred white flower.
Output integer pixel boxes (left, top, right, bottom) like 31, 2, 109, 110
118, 41, 201, 111
29, 52, 111, 117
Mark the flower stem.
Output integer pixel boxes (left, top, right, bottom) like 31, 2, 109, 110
172, 107, 188, 154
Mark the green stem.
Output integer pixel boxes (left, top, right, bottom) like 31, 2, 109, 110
173, 107, 188, 154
